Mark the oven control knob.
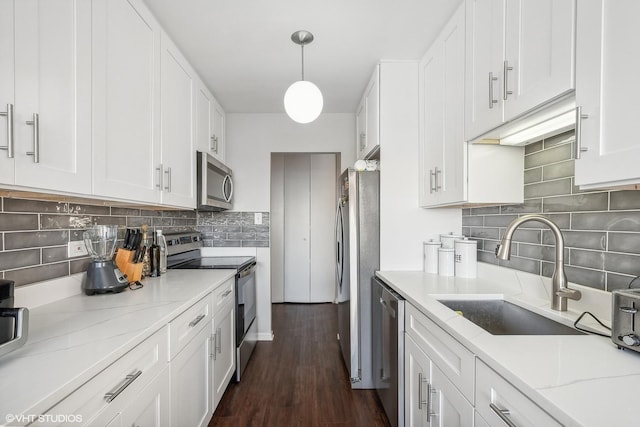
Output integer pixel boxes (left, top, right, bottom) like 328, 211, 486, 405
622, 334, 640, 347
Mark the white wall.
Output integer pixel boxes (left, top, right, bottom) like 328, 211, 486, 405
225, 113, 356, 338
378, 61, 461, 270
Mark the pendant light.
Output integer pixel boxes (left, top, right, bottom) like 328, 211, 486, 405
284, 30, 323, 124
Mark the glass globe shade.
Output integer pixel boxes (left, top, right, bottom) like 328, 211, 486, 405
284, 80, 323, 124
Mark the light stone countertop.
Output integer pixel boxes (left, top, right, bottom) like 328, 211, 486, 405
0, 269, 236, 422
376, 265, 640, 427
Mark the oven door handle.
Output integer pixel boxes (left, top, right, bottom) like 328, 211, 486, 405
237, 263, 257, 279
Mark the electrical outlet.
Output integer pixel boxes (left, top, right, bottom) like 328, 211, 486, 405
254, 212, 263, 225
68, 241, 88, 258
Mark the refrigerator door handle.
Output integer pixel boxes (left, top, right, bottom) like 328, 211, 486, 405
334, 201, 344, 291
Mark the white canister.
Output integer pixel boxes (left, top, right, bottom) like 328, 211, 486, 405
423, 240, 441, 274
440, 233, 465, 249
454, 239, 478, 278
438, 248, 455, 277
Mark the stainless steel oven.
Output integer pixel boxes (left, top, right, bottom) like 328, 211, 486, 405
166, 232, 257, 381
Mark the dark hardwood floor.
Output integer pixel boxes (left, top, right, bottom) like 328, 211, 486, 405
210, 303, 391, 426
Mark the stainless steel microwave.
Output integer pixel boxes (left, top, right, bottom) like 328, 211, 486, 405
197, 151, 233, 211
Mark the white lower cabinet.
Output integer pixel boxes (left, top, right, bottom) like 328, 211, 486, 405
405, 335, 473, 427
170, 322, 214, 427
212, 278, 236, 409
476, 360, 561, 427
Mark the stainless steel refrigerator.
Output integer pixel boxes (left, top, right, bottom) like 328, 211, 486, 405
335, 168, 379, 389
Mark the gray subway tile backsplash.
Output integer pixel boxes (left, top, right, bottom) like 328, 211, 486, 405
0, 195, 270, 286
467, 129, 640, 291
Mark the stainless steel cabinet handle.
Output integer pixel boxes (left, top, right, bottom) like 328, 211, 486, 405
503, 60, 513, 100
164, 167, 172, 192
222, 289, 232, 298
434, 167, 442, 191
429, 169, 436, 193
490, 403, 518, 427
0, 103, 14, 158
189, 313, 206, 327
211, 333, 217, 360
360, 132, 366, 151
156, 164, 163, 190
211, 135, 218, 153
575, 106, 589, 160
104, 370, 142, 403
25, 113, 39, 163
619, 306, 638, 314
216, 327, 222, 354
418, 373, 428, 410
489, 72, 498, 109
426, 382, 436, 422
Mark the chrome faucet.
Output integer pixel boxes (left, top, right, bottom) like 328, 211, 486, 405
496, 214, 581, 311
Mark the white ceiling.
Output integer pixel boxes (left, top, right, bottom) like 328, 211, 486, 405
143, 0, 461, 114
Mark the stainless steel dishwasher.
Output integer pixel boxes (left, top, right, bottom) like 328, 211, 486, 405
372, 276, 405, 427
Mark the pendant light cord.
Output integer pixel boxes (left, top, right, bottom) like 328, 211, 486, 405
301, 44, 305, 81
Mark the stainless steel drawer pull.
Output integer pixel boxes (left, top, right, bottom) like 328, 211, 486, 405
490, 403, 519, 427
104, 370, 142, 403
211, 334, 217, 359
619, 306, 638, 314
489, 72, 498, 109
0, 103, 14, 158
503, 60, 513, 100
216, 327, 222, 354
222, 289, 232, 298
25, 113, 39, 163
575, 106, 589, 160
189, 314, 206, 327
418, 373, 428, 409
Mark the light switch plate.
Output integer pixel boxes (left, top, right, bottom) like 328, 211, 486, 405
68, 241, 88, 258
254, 213, 262, 225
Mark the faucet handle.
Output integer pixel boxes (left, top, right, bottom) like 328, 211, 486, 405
556, 287, 582, 301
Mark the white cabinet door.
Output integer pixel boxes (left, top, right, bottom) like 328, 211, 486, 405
357, 66, 380, 160
405, 335, 474, 427
574, 0, 640, 189
195, 81, 213, 155
211, 97, 225, 162
92, 0, 162, 204
405, 335, 431, 427
420, 4, 465, 207
465, 0, 504, 140
10, 0, 91, 193
503, 0, 575, 119
171, 323, 213, 427
212, 301, 235, 409
0, 0, 14, 184
160, 32, 195, 208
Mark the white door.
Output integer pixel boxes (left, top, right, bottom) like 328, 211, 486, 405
160, 32, 195, 208
211, 98, 225, 161
212, 303, 235, 409
405, 335, 431, 427
14, 0, 91, 193
284, 154, 311, 302
92, 0, 161, 203
283, 153, 337, 303
575, 0, 640, 188
503, 0, 575, 120
122, 366, 170, 427
195, 82, 213, 154
364, 69, 380, 156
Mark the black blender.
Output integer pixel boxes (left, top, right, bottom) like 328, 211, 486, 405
82, 225, 128, 295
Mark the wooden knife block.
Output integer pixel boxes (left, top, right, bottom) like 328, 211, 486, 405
115, 249, 142, 283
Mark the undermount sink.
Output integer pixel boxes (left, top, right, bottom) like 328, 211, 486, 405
438, 299, 584, 336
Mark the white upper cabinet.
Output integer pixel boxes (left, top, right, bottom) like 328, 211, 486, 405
0, 0, 92, 194
195, 79, 225, 163
574, 0, 640, 189
356, 66, 380, 160
465, 0, 576, 142
92, 0, 162, 204
160, 32, 196, 208
420, 4, 523, 208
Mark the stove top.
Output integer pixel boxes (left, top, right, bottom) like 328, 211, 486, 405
170, 256, 255, 271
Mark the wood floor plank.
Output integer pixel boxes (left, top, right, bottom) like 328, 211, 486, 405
210, 303, 391, 427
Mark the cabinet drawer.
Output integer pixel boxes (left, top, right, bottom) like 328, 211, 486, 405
212, 277, 234, 311
405, 303, 475, 403
169, 294, 212, 359
476, 359, 561, 427
43, 327, 168, 426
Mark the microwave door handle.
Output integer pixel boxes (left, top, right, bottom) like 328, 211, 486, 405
223, 174, 233, 202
